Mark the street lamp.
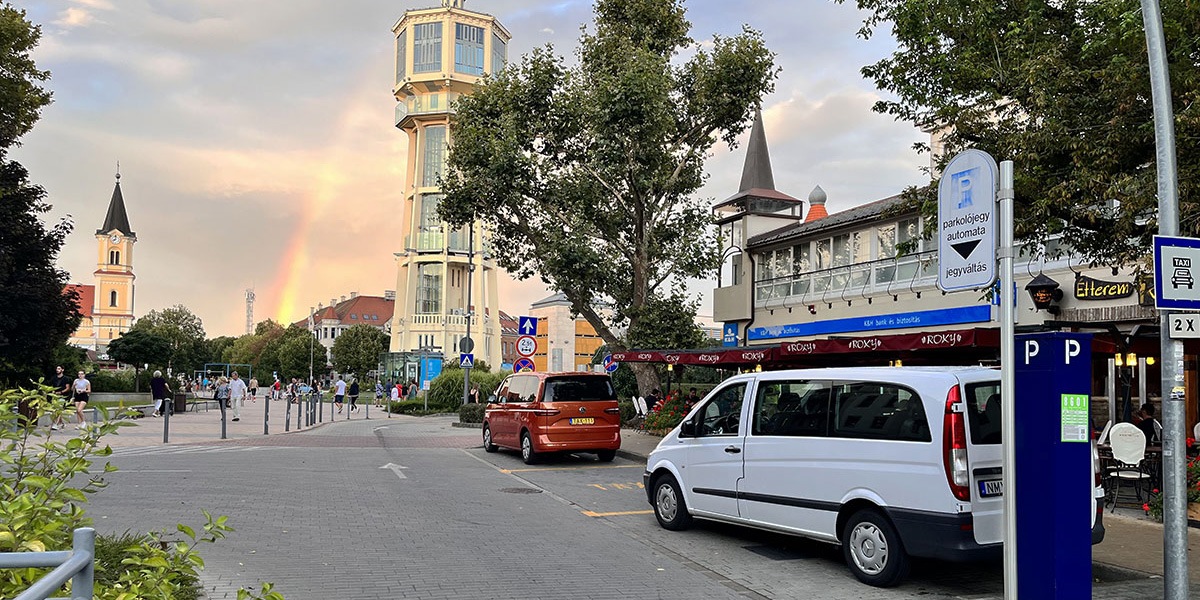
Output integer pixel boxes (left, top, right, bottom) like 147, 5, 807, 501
666, 364, 673, 401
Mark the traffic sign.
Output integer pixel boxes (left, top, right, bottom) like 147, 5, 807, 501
722, 323, 738, 347
518, 316, 537, 336
516, 335, 537, 357
602, 354, 618, 373
1169, 314, 1200, 339
1154, 235, 1200, 310
459, 353, 474, 369
458, 337, 474, 353
514, 357, 535, 372
937, 150, 998, 292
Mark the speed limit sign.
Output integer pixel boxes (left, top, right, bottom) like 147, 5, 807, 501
516, 335, 537, 357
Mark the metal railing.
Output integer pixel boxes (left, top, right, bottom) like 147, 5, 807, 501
755, 250, 939, 306
0, 527, 95, 600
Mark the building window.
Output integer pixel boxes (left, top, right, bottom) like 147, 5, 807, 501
109, 250, 120, 265
416, 263, 444, 314
422, 125, 447, 187
351, 314, 358, 320
413, 22, 442, 73
419, 193, 443, 233
454, 23, 485, 75
109, 290, 117, 307
395, 29, 407, 83
491, 32, 506, 73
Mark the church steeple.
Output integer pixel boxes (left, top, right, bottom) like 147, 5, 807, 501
738, 110, 775, 193
97, 169, 134, 237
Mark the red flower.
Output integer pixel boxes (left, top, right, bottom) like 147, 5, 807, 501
1154, 489, 1160, 493
1144, 503, 1151, 511
1189, 437, 1196, 448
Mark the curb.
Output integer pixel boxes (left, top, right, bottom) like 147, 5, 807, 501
616, 449, 648, 463
1091, 560, 1157, 583
451, 422, 483, 429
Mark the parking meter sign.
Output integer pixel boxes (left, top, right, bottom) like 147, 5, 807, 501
937, 150, 998, 292
1153, 235, 1200, 309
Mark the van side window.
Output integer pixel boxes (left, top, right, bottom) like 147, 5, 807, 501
508, 376, 530, 403
515, 375, 538, 403
695, 383, 745, 436
495, 379, 510, 402
831, 382, 931, 442
752, 380, 831, 436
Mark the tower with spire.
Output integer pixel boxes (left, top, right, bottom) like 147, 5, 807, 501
73, 168, 136, 348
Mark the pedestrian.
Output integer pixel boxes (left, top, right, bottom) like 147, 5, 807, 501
1137, 403, 1161, 443
272, 379, 281, 401
248, 376, 259, 403
408, 379, 418, 400
213, 376, 230, 416
349, 378, 360, 412
150, 370, 171, 417
229, 371, 248, 422
71, 370, 91, 429
469, 384, 480, 404
686, 387, 701, 407
391, 383, 401, 403
375, 381, 385, 407
50, 365, 72, 430
333, 375, 346, 413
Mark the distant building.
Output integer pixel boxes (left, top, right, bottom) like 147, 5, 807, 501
292, 292, 395, 361
529, 294, 604, 373
499, 311, 518, 367
68, 172, 137, 350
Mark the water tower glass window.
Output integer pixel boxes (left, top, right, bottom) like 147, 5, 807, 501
422, 125, 447, 186
491, 32, 506, 73
395, 29, 407, 83
416, 263, 444, 314
412, 22, 442, 74
454, 23, 485, 75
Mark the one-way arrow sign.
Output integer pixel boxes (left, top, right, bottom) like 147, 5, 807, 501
519, 316, 537, 335
379, 463, 408, 480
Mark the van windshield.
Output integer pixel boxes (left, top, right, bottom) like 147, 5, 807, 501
964, 382, 1001, 445
542, 377, 617, 402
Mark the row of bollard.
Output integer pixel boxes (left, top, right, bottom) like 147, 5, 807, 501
155, 389, 374, 444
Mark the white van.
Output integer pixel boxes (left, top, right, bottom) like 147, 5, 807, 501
642, 367, 1104, 587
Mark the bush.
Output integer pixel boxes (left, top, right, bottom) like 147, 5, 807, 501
459, 403, 485, 423
644, 390, 692, 434
618, 400, 638, 426
428, 366, 511, 406
388, 400, 426, 414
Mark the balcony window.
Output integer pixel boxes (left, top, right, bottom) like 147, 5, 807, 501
454, 23, 485, 75
395, 29, 407, 83
876, 224, 897, 283
491, 32, 506, 73
417, 263, 444, 314
422, 125, 447, 186
413, 22, 442, 74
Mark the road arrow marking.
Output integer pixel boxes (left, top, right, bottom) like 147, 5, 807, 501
379, 462, 408, 480
373, 426, 390, 432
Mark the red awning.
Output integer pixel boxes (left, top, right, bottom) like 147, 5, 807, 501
778, 328, 999, 356
610, 347, 781, 366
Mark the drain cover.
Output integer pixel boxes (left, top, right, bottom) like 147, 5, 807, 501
500, 487, 542, 494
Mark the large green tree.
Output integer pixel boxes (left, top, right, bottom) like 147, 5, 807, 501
440, 0, 777, 394
272, 326, 318, 381
841, 0, 1199, 267
106, 330, 171, 392
330, 324, 387, 380
131, 304, 206, 373
0, 5, 78, 386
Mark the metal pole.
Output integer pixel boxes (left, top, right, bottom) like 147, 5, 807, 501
1141, 2, 1186, 595
284, 397, 291, 432
297, 399, 302, 429
463, 225, 475, 405
162, 398, 170, 444
998, 160, 1017, 599
319, 391, 323, 423
70, 527, 94, 600
219, 397, 227, 440
264, 392, 270, 435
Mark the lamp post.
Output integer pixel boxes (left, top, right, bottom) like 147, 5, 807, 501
666, 364, 673, 401
308, 306, 315, 386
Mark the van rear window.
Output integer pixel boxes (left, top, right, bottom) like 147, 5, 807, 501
542, 377, 616, 402
964, 382, 1001, 445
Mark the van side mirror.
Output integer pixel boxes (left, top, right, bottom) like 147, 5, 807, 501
679, 420, 695, 438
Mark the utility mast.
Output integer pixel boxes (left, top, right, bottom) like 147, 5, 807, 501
245, 288, 255, 335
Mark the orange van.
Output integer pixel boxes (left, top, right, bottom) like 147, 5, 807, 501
483, 371, 622, 464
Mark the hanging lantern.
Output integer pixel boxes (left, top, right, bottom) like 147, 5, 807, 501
1025, 274, 1063, 311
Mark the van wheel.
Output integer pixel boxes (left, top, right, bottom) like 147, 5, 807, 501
520, 431, 539, 465
653, 474, 693, 531
482, 425, 497, 452
841, 509, 909, 587
596, 449, 616, 462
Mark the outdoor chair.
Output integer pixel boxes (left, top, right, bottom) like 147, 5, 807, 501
1097, 420, 1113, 445
1107, 423, 1152, 511
634, 396, 649, 432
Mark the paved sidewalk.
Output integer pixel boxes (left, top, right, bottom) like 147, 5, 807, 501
615, 427, 1196, 585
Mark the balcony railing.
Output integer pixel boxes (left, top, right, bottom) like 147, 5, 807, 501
755, 250, 939, 305
394, 92, 460, 126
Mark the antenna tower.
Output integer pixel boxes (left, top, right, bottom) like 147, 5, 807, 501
245, 288, 256, 335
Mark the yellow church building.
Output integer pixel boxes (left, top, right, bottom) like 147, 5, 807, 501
67, 173, 136, 350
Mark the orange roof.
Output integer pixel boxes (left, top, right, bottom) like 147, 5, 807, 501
63, 284, 95, 319
803, 203, 828, 222
292, 294, 395, 328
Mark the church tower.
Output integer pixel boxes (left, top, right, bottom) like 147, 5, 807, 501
92, 170, 136, 344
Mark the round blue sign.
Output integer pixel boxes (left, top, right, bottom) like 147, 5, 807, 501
602, 354, 618, 373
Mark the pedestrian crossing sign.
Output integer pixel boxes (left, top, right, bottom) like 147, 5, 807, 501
459, 353, 474, 369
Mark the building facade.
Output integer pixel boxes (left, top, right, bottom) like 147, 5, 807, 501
529, 293, 605, 373
499, 310, 518, 368
68, 173, 136, 350
292, 291, 396, 362
387, 0, 508, 370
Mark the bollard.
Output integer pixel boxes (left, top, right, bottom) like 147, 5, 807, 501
296, 398, 302, 429
163, 400, 170, 443
284, 397, 291, 432
365, 395, 369, 420
219, 398, 227, 440
264, 393, 270, 435
319, 394, 323, 423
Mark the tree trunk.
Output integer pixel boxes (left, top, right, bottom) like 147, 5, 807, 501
573, 298, 662, 396
629, 362, 662, 399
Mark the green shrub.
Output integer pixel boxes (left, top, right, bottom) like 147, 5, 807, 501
644, 390, 691, 434
459, 403, 485, 423
428, 367, 512, 406
618, 400, 638, 426
388, 400, 426, 414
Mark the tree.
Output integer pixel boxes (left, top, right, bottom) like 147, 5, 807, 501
0, 6, 77, 387
330, 324, 387, 380
132, 304, 206, 373
205, 336, 237, 365
272, 326, 317, 381
105, 330, 171, 392
440, 0, 777, 395
840, 0, 1199, 268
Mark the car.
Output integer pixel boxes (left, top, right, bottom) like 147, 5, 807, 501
1171, 267, 1193, 289
483, 372, 621, 464
642, 366, 1104, 587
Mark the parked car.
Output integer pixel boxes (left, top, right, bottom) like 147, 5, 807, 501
642, 366, 1104, 587
483, 372, 621, 464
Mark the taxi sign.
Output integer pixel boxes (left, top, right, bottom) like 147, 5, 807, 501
1154, 235, 1200, 310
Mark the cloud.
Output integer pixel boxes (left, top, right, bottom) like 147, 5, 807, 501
54, 8, 94, 27
540, 27, 554, 34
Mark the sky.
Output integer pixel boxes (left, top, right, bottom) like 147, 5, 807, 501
16, 0, 929, 338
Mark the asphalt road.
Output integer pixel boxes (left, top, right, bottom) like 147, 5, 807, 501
82, 417, 1166, 599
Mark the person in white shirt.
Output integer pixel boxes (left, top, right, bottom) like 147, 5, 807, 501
333, 375, 347, 413
229, 371, 249, 422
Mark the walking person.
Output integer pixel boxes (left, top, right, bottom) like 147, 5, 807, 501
50, 365, 72, 430
333, 375, 346, 413
150, 370, 171, 417
214, 376, 231, 420
349, 379, 360, 412
408, 379, 418, 400
468, 384, 480, 404
375, 381, 385, 407
391, 382, 401, 403
229, 372, 248, 422
272, 379, 282, 401
72, 370, 91, 429
248, 376, 259, 403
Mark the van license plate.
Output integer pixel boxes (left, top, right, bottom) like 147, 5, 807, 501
979, 479, 1003, 497
569, 417, 594, 425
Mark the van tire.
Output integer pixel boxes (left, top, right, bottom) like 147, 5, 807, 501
652, 474, 693, 531
521, 431, 539, 465
596, 449, 616, 462
841, 509, 909, 587
482, 425, 498, 452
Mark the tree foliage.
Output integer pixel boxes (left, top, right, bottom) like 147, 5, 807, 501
440, 0, 777, 394
329, 324, 388, 379
106, 330, 171, 392
841, 0, 1199, 267
132, 305, 206, 373
0, 4, 51, 150
273, 326, 318, 381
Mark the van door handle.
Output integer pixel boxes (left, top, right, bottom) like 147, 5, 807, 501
724, 446, 741, 454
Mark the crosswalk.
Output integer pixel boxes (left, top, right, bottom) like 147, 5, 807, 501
108, 445, 281, 457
